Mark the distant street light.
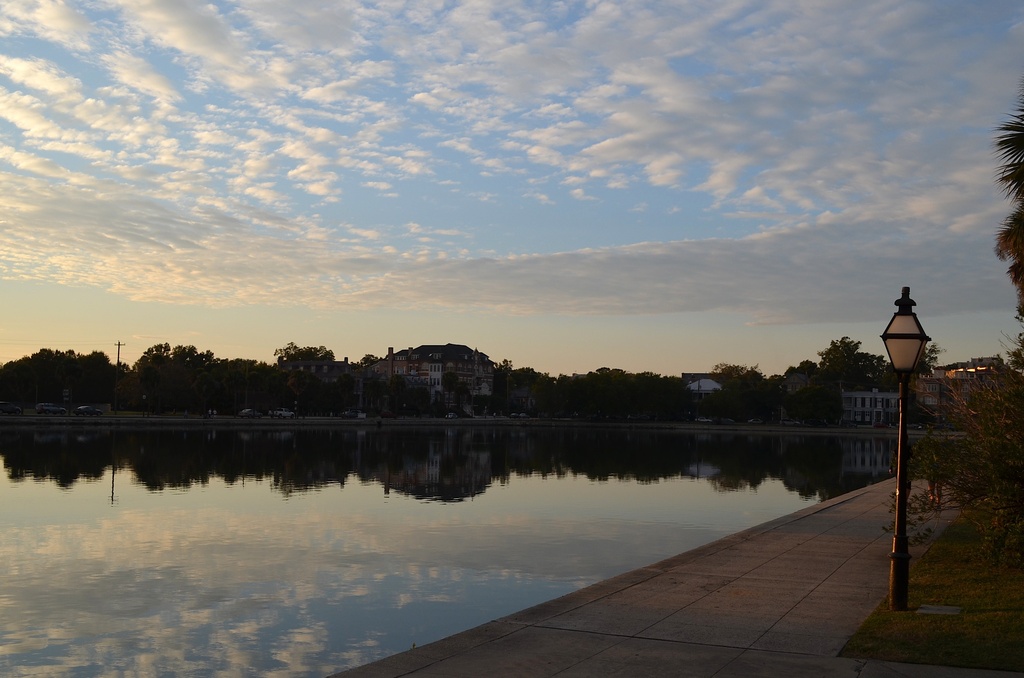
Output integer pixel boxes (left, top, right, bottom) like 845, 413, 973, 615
880, 286, 930, 611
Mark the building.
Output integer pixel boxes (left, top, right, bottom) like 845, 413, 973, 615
275, 355, 367, 409
275, 356, 358, 383
683, 374, 721, 401
940, 356, 1003, 396
373, 344, 494, 404
916, 356, 1004, 421
841, 388, 898, 426
783, 372, 811, 394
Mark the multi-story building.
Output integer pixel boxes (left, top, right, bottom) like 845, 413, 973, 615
915, 369, 942, 413
940, 356, 1003, 396
916, 356, 1003, 421
841, 388, 898, 426
275, 355, 367, 409
374, 344, 494, 403
275, 356, 358, 383
274, 344, 494, 411
839, 357, 1003, 427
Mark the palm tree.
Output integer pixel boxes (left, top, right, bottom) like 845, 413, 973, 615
995, 78, 1024, 299
996, 203, 1024, 297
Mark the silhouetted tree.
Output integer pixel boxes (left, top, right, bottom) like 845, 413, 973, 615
356, 354, 382, 368
815, 337, 888, 391
274, 342, 335, 361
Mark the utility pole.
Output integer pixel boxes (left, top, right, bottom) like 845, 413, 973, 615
114, 341, 124, 414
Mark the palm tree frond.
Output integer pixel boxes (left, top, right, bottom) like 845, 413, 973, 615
995, 78, 1024, 201
996, 204, 1024, 262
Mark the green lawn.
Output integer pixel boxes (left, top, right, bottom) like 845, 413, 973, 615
842, 516, 1024, 671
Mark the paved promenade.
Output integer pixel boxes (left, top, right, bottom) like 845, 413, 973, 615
332, 478, 1020, 677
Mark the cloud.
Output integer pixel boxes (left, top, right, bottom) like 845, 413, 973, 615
0, 0, 92, 49
101, 51, 182, 103
109, 0, 275, 94
233, 0, 359, 54
0, 0, 1021, 350
2, 463, 743, 674
0, 158, 1011, 326
0, 55, 81, 100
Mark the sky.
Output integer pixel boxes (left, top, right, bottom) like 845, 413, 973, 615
1, 1, 1023, 377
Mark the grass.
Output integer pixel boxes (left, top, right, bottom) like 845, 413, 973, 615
842, 515, 1024, 671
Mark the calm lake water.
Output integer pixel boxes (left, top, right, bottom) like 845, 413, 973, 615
0, 425, 891, 677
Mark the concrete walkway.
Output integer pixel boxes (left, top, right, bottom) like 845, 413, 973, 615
332, 479, 1022, 677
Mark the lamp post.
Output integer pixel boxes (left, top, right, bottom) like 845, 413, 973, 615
880, 286, 930, 611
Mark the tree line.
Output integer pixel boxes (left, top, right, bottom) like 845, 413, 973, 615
0, 336, 936, 420
2, 427, 868, 503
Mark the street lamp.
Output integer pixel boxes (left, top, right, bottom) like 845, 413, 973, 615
880, 286, 930, 611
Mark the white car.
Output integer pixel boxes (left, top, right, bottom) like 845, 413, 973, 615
270, 408, 295, 418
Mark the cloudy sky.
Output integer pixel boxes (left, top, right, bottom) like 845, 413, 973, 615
1, 0, 1022, 375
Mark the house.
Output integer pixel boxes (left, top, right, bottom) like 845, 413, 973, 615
940, 356, 1003, 395
275, 355, 369, 409
683, 375, 722, 401
841, 388, 898, 426
784, 372, 811, 394
372, 344, 494, 403
916, 356, 1003, 421
275, 356, 358, 383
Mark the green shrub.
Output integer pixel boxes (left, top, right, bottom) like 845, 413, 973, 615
913, 365, 1024, 568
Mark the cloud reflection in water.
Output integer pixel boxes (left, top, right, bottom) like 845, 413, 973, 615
0, 427, 860, 676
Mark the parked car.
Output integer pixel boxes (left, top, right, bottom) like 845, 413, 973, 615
269, 408, 294, 418
342, 409, 366, 419
73, 405, 103, 416
695, 416, 713, 423
0, 401, 22, 415
237, 408, 262, 418
36, 403, 67, 415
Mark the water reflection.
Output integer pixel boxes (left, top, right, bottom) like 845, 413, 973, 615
0, 427, 890, 501
0, 426, 890, 676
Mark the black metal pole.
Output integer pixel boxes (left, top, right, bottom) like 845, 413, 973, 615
889, 371, 911, 610
114, 340, 123, 414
